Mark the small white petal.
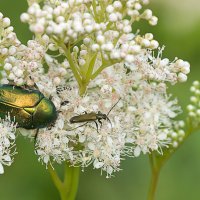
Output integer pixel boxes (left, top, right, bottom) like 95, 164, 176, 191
3, 155, 11, 162
0, 163, 4, 174
94, 161, 104, 169
44, 155, 50, 164
134, 146, 141, 157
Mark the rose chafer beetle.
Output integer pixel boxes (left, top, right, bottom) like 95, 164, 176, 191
0, 85, 57, 129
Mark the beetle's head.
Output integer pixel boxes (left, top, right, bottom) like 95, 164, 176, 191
32, 97, 57, 128
102, 114, 107, 119
97, 111, 107, 119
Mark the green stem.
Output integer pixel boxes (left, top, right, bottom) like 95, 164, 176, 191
91, 61, 119, 80
92, 0, 99, 22
48, 164, 64, 195
148, 167, 160, 200
68, 166, 80, 200
48, 163, 80, 200
52, 37, 82, 87
147, 123, 200, 200
147, 153, 161, 200
64, 46, 82, 87
85, 53, 97, 82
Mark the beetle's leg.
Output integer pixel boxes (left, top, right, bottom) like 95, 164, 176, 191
94, 121, 99, 133
29, 76, 39, 90
34, 128, 39, 146
33, 83, 39, 90
61, 100, 69, 106
98, 119, 103, 128
106, 117, 113, 129
67, 122, 88, 131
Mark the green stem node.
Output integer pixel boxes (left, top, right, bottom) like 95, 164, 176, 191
48, 163, 80, 200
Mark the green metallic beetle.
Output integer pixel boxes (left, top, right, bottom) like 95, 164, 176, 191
0, 85, 57, 129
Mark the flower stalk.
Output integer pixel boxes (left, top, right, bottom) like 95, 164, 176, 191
48, 163, 80, 200
147, 107, 200, 200
147, 153, 161, 200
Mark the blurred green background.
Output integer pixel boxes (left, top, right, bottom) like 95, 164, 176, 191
1, 0, 200, 199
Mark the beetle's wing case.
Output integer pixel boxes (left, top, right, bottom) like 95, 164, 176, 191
0, 85, 43, 107
0, 85, 50, 129
70, 112, 97, 123
0, 101, 33, 128
0, 85, 57, 129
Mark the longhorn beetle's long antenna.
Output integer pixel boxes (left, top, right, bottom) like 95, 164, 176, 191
107, 98, 121, 117
106, 98, 121, 130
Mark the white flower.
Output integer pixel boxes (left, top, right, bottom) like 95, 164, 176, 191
0, 114, 17, 174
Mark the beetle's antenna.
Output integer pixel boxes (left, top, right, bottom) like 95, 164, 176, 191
107, 98, 121, 117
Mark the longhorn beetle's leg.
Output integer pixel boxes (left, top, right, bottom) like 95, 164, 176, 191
34, 128, 40, 146
106, 117, 113, 129
67, 122, 88, 131
94, 121, 99, 133
98, 119, 103, 128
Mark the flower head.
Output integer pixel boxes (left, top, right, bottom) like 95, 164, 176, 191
0, 114, 17, 174
0, 1, 190, 176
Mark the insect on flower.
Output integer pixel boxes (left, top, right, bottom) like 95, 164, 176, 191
0, 84, 57, 139
69, 98, 121, 132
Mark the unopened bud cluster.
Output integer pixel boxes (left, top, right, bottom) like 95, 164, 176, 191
0, 12, 21, 78
20, 0, 160, 69
167, 120, 185, 149
187, 81, 200, 127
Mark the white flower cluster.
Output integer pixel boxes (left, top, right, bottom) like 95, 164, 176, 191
187, 81, 200, 128
166, 120, 185, 149
36, 83, 127, 177
0, 12, 21, 78
0, 1, 190, 176
20, 0, 190, 86
90, 66, 183, 156
138, 48, 190, 84
0, 12, 21, 55
34, 61, 185, 176
36, 115, 75, 165
1, 35, 50, 86
20, 0, 160, 69
0, 115, 17, 174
